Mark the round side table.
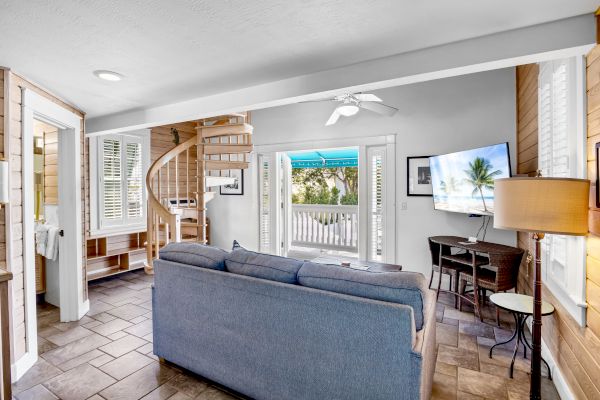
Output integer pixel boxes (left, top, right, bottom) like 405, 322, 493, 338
489, 293, 555, 379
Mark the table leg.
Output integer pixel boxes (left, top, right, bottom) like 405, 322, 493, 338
471, 252, 481, 321
509, 313, 526, 379
489, 312, 518, 358
436, 244, 443, 300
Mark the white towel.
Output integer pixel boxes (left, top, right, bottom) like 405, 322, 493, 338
45, 226, 59, 261
35, 224, 49, 256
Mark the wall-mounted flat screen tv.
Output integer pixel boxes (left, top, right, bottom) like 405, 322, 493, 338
430, 143, 511, 216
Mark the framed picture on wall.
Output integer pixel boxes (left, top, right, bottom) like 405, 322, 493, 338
220, 169, 244, 195
407, 156, 433, 196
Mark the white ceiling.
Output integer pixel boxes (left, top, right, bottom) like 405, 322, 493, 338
0, 0, 597, 118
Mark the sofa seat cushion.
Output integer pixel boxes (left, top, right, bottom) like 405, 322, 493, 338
298, 262, 427, 330
159, 243, 228, 271
225, 248, 303, 284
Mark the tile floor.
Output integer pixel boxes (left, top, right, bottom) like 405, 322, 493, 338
13, 270, 559, 400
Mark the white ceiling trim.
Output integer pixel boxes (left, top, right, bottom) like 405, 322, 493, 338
87, 14, 595, 135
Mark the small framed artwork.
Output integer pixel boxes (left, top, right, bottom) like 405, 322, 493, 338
407, 156, 433, 196
220, 169, 244, 195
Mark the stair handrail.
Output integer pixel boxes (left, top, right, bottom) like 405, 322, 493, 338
146, 135, 198, 270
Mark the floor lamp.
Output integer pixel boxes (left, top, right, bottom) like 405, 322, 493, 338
494, 177, 589, 400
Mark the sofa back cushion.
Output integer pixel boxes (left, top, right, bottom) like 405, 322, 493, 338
159, 242, 228, 271
298, 262, 427, 330
225, 248, 303, 284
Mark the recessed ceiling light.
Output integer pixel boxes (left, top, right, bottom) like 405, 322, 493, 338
93, 70, 123, 81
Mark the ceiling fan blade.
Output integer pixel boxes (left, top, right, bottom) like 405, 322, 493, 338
354, 93, 382, 102
325, 109, 341, 126
359, 101, 398, 116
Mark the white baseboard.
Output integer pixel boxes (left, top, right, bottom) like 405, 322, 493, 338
540, 337, 575, 400
11, 351, 37, 382
525, 319, 575, 400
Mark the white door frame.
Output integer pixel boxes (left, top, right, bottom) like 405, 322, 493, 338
16, 88, 88, 380
255, 134, 396, 261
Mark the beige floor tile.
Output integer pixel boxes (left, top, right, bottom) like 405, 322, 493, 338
431, 371, 457, 400
459, 320, 495, 339
14, 384, 58, 400
436, 322, 459, 347
435, 361, 458, 378
57, 349, 104, 371
139, 384, 178, 400
89, 353, 115, 368
165, 373, 210, 397
99, 350, 155, 380
437, 344, 479, 371
46, 326, 93, 346
90, 317, 133, 336
43, 363, 116, 400
12, 359, 62, 394
100, 362, 177, 400
107, 303, 149, 320
457, 367, 508, 399
99, 334, 148, 357
42, 333, 110, 365
443, 308, 476, 322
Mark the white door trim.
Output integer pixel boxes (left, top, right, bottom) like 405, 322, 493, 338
15, 88, 87, 381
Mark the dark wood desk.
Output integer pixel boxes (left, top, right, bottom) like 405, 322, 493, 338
429, 236, 522, 321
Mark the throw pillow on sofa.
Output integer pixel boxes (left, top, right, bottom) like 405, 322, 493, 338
225, 246, 303, 284
298, 262, 427, 330
159, 242, 228, 271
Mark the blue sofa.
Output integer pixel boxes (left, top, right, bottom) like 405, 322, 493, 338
152, 243, 436, 400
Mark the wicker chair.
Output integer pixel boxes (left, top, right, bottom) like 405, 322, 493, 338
458, 249, 525, 325
428, 238, 470, 307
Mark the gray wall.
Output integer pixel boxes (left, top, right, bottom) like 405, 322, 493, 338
207, 68, 517, 276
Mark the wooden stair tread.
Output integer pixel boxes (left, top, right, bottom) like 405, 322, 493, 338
197, 123, 253, 138
203, 143, 253, 155
205, 160, 249, 170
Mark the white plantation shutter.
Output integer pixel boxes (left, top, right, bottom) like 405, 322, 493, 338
537, 57, 586, 325
126, 141, 143, 218
98, 134, 148, 229
102, 138, 122, 222
367, 146, 385, 262
259, 154, 271, 253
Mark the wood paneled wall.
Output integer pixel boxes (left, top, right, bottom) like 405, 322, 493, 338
516, 61, 600, 399
515, 64, 539, 298
151, 122, 199, 198
44, 131, 58, 205
3, 70, 87, 361
586, 45, 600, 348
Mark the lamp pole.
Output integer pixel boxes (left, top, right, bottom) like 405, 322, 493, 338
530, 232, 544, 400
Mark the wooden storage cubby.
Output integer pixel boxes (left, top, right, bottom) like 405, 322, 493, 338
86, 231, 148, 281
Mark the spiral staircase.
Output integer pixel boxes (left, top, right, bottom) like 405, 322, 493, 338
145, 114, 253, 272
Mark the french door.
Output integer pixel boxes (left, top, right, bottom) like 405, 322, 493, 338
257, 141, 395, 262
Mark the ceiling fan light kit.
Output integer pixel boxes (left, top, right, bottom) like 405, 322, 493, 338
312, 92, 398, 125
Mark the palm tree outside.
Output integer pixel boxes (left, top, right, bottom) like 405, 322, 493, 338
464, 157, 502, 212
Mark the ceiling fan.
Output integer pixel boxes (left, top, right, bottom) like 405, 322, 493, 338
305, 93, 398, 126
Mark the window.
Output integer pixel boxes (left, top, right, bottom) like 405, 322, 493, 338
91, 131, 150, 234
258, 154, 272, 253
538, 57, 587, 325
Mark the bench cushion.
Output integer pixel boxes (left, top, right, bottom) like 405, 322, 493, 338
298, 262, 427, 330
159, 243, 228, 271
225, 248, 303, 284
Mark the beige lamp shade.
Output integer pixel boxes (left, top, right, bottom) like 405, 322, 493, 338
494, 177, 589, 236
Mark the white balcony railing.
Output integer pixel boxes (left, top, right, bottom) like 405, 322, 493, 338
291, 204, 358, 253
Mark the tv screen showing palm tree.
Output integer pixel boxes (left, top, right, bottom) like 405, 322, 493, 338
430, 143, 511, 216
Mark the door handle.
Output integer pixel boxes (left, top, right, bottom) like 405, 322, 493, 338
59, 230, 64, 237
